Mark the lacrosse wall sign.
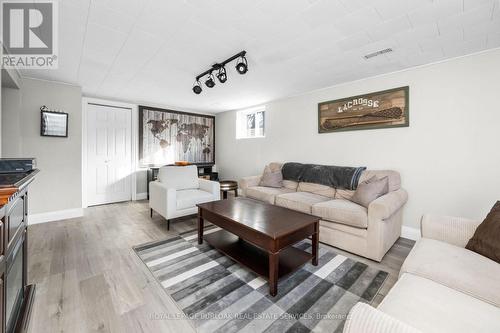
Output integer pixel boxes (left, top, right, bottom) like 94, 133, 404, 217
318, 86, 409, 133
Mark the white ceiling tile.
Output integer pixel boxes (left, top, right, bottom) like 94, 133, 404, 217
20, 0, 500, 113
301, 0, 349, 29
404, 48, 446, 67
368, 16, 412, 41
83, 23, 128, 53
78, 59, 109, 94
464, 18, 500, 39
138, 0, 193, 39
78, 24, 128, 86
464, 0, 496, 11
256, 0, 312, 19
61, 0, 90, 11
100, 28, 164, 91
374, 0, 433, 20
408, 0, 463, 27
443, 36, 488, 57
97, 0, 145, 18
337, 32, 372, 50
487, 31, 500, 47
332, 7, 384, 36
88, 2, 136, 34
493, 0, 500, 18
393, 23, 439, 47
420, 28, 464, 52
338, 0, 372, 13
439, 2, 496, 33
52, 3, 89, 84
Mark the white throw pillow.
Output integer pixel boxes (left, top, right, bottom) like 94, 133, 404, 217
157, 165, 199, 190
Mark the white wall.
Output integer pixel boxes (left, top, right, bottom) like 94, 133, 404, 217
216, 48, 500, 230
2, 78, 82, 215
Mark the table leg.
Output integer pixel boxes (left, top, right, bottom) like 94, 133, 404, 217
312, 222, 319, 266
197, 209, 204, 245
269, 251, 279, 296
234, 189, 238, 197
222, 190, 228, 199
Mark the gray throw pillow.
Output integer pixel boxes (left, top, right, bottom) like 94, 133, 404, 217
351, 176, 389, 208
259, 166, 283, 188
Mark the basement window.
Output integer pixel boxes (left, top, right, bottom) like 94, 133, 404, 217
236, 107, 265, 139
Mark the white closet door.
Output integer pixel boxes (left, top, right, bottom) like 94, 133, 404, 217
86, 104, 132, 206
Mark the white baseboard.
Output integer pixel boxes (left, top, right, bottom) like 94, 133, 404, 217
401, 226, 421, 241
29, 208, 84, 225
136, 192, 147, 200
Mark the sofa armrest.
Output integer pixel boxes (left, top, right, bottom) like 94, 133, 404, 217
238, 175, 262, 194
368, 189, 408, 221
149, 181, 176, 218
343, 303, 422, 333
199, 179, 221, 200
420, 214, 481, 248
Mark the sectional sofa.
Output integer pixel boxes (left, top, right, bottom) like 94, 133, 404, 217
344, 214, 500, 333
239, 162, 408, 262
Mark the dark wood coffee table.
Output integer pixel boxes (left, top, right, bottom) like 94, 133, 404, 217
197, 197, 319, 296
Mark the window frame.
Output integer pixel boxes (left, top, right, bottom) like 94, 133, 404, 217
235, 106, 266, 140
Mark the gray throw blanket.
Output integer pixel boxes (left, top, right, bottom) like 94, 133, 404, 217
282, 162, 366, 190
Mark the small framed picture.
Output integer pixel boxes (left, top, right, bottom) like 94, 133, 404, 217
41, 110, 68, 137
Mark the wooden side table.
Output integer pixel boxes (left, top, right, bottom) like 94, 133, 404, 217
219, 180, 238, 199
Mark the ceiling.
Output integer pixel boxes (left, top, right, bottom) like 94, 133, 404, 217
20, 0, 500, 113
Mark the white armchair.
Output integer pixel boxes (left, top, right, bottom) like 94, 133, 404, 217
149, 165, 220, 230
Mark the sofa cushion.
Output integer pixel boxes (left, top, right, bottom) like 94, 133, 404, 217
334, 188, 355, 200
359, 170, 401, 192
297, 182, 336, 198
378, 273, 500, 333
259, 165, 283, 188
466, 201, 500, 264
282, 180, 298, 190
268, 162, 283, 172
275, 192, 330, 214
176, 189, 215, 210
158, 165, 199, 190
246, 186, 295, 205
312, 199, 368, 228
351, 176, 389, 208
400, 238, 500, 307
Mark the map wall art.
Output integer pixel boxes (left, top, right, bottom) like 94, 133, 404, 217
318, 86, 409, 133
139, 106, 215, 167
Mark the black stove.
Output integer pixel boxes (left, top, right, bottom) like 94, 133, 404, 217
0, 171, 36, 188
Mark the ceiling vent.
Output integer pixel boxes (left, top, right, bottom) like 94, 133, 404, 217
364, 48, 393, 59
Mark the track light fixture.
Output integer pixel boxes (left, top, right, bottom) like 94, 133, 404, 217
217, 66, 227, 83
235, 55, 248, 74
193, 51, 248, 94
192, 80, 202, 94
205, 73, 215, 88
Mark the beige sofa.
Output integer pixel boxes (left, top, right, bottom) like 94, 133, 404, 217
239, 162, 408, 262
344, 214, 500, 333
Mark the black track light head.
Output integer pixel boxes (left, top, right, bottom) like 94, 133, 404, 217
217, 67, 227, 83
193, 51, 247, 94
236, 56, 248, 74
205, 73, 216, 88
192, 80, 202, 94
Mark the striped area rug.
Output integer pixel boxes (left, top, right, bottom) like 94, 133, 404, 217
134, 226, 388, 333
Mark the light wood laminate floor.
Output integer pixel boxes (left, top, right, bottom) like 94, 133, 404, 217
27, 200, 414, 333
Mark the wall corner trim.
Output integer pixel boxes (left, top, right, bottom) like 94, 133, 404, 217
401, 226, 421, 241
28, 208, 84, 225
